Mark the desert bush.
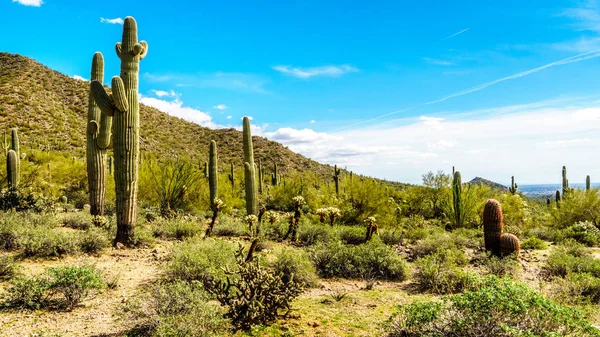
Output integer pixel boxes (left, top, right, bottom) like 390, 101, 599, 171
483, 256, 520, 278
551, 272, 600, 305
379, 228, 403, 246
0, 255, 18, 280
271, 248, 319, 287
310, 238, 408, 280
212, 215, 247, 237
543, 243, 600, 278
452, 227, 483, 249
497, 193, 531, 228
410, 234, 468, 264
124, 280, 228, 337
525, 225, 559, 242
0, 212, 59, 251
78, 227, 110, 254
61, 212, 92, 230
2, 274, 51, 309
389, 276, 600, 337
297, 222, 333, 246
413, 250, 474, 294
441, 183, 491, 229
148, 159, 203, 217
203, 244, 305, 331
46, 265, 105, 310
552, 189, 600, 229
521, 236, 548, 250
560, 221, 600, 247
0, 188, 38, 212
167, 238, 236, 282
337, 225, 366, 245
152, 218, 201, 240
19, 228, 79, 258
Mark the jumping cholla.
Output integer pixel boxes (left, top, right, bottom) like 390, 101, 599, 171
365, 216, 378, 241
244, 214, 259, 235
264, 211, 279, 224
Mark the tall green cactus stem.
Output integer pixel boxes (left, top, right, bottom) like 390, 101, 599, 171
86, 52, 110, 216
209, 140, 218, 204
509, 176, 518, 194
555, 190, 561, 207
242, 117, 258, 215
586, 175, 591, 191
228, 163, 235, 189
562, 166, 569, 196
6, 150, 18, 188
203, 162, 209, 178
452, 171, 462, 228
10, 128, 19, 183
258, 159, 264, 193
483, 199, 503, 256
333, 165, 341, 195
90, 16, 148, 246
271, 162, 279, 186
108, 156, 113, 176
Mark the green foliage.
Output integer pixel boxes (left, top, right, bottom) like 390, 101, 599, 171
390, 276, 600, 337
442, 182, 491, 229
123, 280, 228, 337
410, 232, 468, 264
0, 255, 18, 280
212, 215, 248, 237
271, 247, 319, 287
521, 236, 549, 250
167, 238, 237, 282
543, 241, 600, 278
19, 227, 79, 258
552, 272, 600, 305
203, 244, 305, 331
78, 227, 111, 254
310, 238, 408, 280
413, 249, 473, 294
0, 188, 38, 211
149, 159, 203, 217
421, 170, 452, 218
297, 221, 333, 246
2, 274, 51, 309
337, 225, 366, 245
151, 218, 202, 240
482, 255, 520, 278
551, 189, 600, 229
560, 221, 600, 247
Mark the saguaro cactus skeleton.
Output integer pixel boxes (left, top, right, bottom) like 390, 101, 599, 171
86, 52, 111, 216
243, 117, 258, 215
90, 16, 148, 246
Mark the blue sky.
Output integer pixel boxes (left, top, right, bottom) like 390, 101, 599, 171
3, 0, 600, 184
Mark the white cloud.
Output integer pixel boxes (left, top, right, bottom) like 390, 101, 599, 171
145, 72, 268, 93
226, 115, 232, 120
73, 75, 87, 81
214, 104, 227, 110
273, 65, 359, 79
100, 17, 124, 25
542, 138, 592, 148
423, 57, 454, 66
310, 120, 316, 124
151, 89, 176, 98
12, 0, 43, 7
140, 96, 215, 128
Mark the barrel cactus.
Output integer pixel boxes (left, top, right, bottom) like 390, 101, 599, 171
243, 117, 258, 215
90, 16, 148, 246
86, 52, 110, 216
500, 233, 520, 257
483, 199, 503, 256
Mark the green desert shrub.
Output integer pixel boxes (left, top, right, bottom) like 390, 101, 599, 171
151, 218, 201, 240
78, 227, 110, 254
543, 242, 600, 278
379, 228, 403, 246
389, 276, 600, 337
167, 238, 236, 282
410, 234, 468, 264
560, 221, 600, 247
19, 228, 79, 258
297, 222, 333, 246
525, 225, 559, 242
2, 274, 51, 309
0, 255, 18, 280
551, 189, 600, 229
61, 212, 92, 230
123, 280, 228, 337
551, 272, 600, 305
482, 256, 521, 278
521, 236, 548, 250
212, 215, 247, 237
337, 225, 366, 245
271, 248, 319, 287
310, 238, 408, 281
413, 250, 474, 294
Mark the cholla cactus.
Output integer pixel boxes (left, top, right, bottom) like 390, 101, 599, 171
205, 198, 225, 238
244, 214, 259, 235
292, 195, 306, 207
284, 196, 305, 242
326, 207, 341, 226
264, 211, 279, 224
316, 208, 328, 223
365, 216, 378, 241
213, 198, 225, 211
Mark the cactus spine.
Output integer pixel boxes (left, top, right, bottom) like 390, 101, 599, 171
509, 176, 518, 194
86, 52, 110, 216
90, 16, 148, 246
209, 140, 218, 204
243, 117, 258, 215
562, 166, 569, 196
500, 233, 520, 257
6, 150, 18, 188
333, 165, 341, 195
586, 175, 591, 191
228, 163, 235, 189
483, 199, 503, 256
452, 171, 462, 228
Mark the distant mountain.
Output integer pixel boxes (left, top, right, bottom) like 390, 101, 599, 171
468, 177, 508, 191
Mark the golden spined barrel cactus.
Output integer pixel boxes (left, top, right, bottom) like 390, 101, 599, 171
500, 233, 520, 257
483, 199, 503, 256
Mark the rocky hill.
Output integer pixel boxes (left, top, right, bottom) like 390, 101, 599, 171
468, 177, 508, 191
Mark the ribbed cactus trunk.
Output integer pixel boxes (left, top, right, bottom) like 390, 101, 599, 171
243, 117, 258, 215
209, 140, 218, 203
483, 199, 503, 256
586, 175, 591, 191
91, 16, 148, 246
228, 163, 235, 189
555, 190, 561, 207
272, 163, 279, 186
509, 176, 517, 194
452, 171, 462, 228
10, 129, 19, 185
333, 165, 341, 195
562, 166, 569, 196
6, 150, 18, 188
86, 52, 109, 216
258, 159, 264, 193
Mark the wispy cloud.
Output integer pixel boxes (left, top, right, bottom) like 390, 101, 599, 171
561, 2, 600, 33
213, 104, 227, 110
335, 49, 600, 130
272, 65, 359, 79
542, 138, 592, 148
226, 115, 232, 120
73, 75, 87, 81
12, 0, 43, 7
140, 95, 215, 128
100, 17, 124, 25
151, 89, 177, 98
443, 28, 469, 40
144, 72, 269, 93
423, 57, 454, 66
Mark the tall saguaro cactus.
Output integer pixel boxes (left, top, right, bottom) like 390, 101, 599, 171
10, 128, 20, 183
228, 163, 235, 189
452, 171, 462, 228
271, 162, 279, 186
586, 175, 591, 191
209, 140, 218, 203
333, 165, 341, 195
90, 16, 148, 246
86, 52, 111, 216
243, 117, 258, 215
258, 159, 264, 193
562, 166, 569, 196
6, 150, 18, 188
509, 176, 518, 194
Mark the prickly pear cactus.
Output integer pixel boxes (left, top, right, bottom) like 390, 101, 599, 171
86, 52, 111, 216
500, 233, 520, 257
243, 117, 258, 215
483, 199, 503, 256
6, 150, 18, 188
90, 16, 148, 246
